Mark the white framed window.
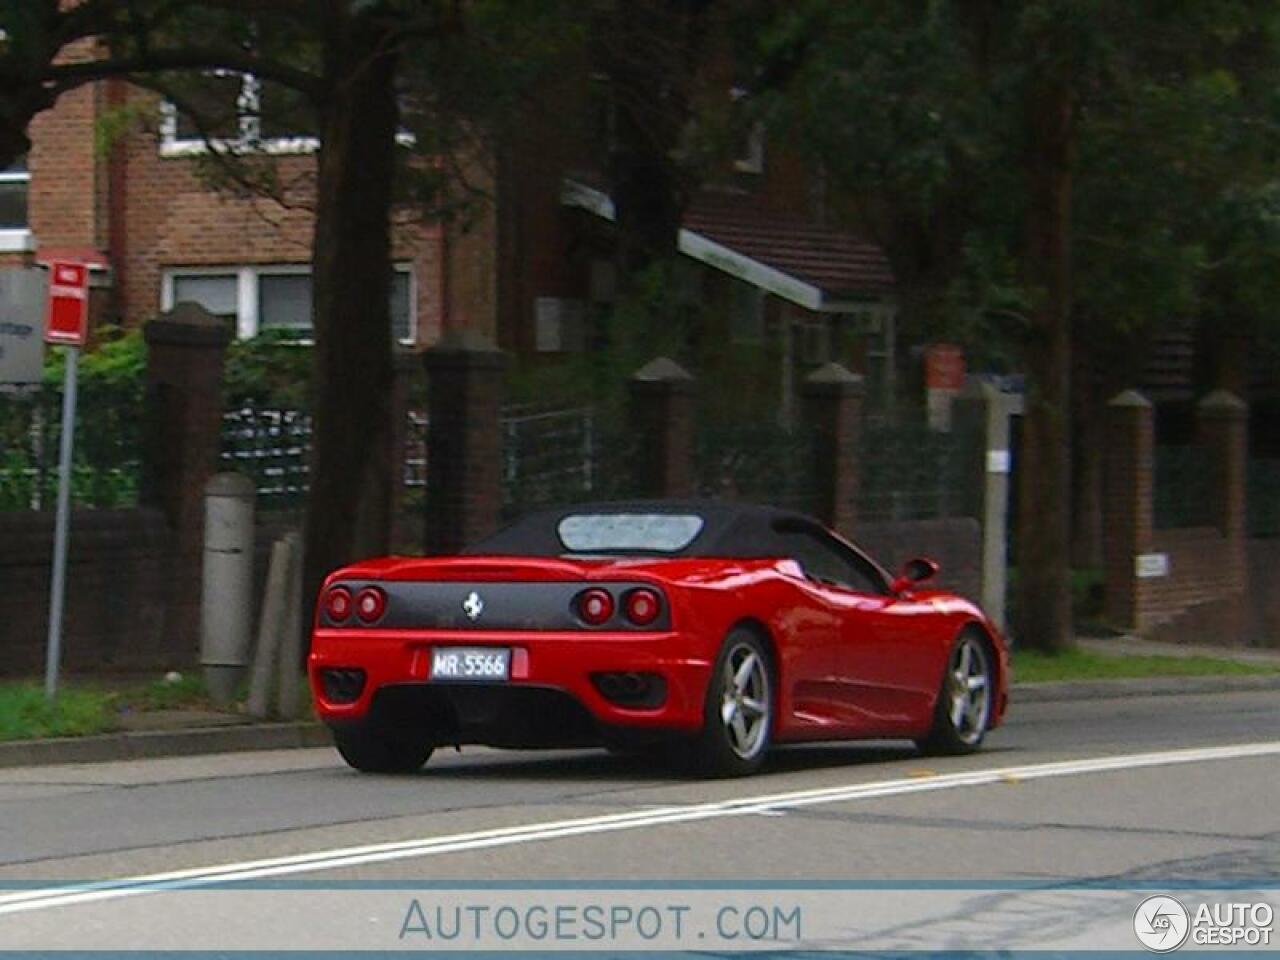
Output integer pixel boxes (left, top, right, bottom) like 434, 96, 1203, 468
159, 71, 415, 158
0, 156, 35, 252
159, 71, 320, 157
162, 263, 417, 344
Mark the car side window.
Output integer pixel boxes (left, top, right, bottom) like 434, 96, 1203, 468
775, 526, 887, 595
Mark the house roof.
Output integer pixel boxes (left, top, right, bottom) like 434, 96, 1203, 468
682, 193, 895, 302
562, 180, 895, 313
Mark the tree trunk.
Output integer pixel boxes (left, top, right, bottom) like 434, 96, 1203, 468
1014, 75, 1074, 653
302, 14, 399, 648
604, 0, 707, 276
1070, 322, 1103, 569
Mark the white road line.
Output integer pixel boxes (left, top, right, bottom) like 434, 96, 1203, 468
1, 741, 1277, 916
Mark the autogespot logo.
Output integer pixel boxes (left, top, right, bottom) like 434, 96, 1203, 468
1134, 895, 1191, 953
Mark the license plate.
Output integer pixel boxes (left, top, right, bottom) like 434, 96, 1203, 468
430, 646, 510, 681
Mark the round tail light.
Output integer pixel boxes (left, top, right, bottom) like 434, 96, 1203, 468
624, 588, 661, 626
355, 587, 387, 624
323, 585, 353, 623
577, 588, 615, 626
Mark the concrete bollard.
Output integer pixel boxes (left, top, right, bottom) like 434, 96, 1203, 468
201, 472, 256, 706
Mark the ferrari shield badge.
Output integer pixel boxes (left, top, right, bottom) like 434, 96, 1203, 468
462, 591, 484, 621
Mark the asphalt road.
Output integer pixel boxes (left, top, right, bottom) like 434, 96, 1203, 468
0, 689, 1277, 950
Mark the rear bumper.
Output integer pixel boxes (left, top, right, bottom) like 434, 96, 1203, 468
308, 629, 713, 743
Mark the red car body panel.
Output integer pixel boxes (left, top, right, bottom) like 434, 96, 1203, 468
309, 549, 1010, 745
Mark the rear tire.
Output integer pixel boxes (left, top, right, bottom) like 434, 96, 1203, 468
332, 722, 434, 773
688, 629, 774, 777
916, 630, 994, 756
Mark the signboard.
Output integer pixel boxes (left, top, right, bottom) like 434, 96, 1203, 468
925, 343, 966, 432
925, 343, 966, 390
986, 449, 1012, 475
44, 260, 89, 347
0, 268, 47, 385
1135, 553, 1170, 579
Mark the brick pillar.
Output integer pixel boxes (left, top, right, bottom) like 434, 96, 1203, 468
141, 302, 232, 653
423, 330, 506, 554
801, 362, 863, 535
1103, 390, 1154, 631
628, 357, 695, 498
1197, 390, 1248, 542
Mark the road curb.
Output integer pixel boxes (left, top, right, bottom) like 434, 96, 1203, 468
0, 721, 332, 769
1014, 673, 1280, 704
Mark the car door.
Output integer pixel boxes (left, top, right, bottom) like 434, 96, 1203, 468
774, 524, 927, 733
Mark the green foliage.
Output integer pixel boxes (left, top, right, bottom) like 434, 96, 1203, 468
0, 684, 115, 741
0, 329, 314, 512
42, 326, 146, 396
506, 259, 700, 418
0, 675, 212, 742
755, 0, 1280, 356
94, 100, 155, 159
112, 673, 209, 712
0, 328, 147, 511
1013, 648, 1280, 683
224, 332, 312, 409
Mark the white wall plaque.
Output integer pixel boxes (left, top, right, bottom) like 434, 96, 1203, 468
1135, 553, 1170, 579
986, 450, 1011, 474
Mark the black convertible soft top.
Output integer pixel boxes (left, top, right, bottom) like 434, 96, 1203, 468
464, 500, 825, 559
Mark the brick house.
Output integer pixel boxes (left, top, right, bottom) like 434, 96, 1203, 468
476, 102, 900, 415
1, 39, 898, 395
0, 45, 457, 348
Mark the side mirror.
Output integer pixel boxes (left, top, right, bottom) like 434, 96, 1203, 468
891, 557, 939, 594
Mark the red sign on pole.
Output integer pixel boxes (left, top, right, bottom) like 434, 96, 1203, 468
924, 343, 966, 391
44, 260, 89, 347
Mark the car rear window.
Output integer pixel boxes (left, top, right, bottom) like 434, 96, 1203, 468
557, 513, 705, 554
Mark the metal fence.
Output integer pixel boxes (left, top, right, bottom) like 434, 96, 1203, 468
218, 402, 632, 519
0, 386, 142, 511
501, 406, 594, 514
219, 405, 313, 512
1153, 444, 1212, 529
695, 422, 816, 513
1, 391, 989, 530
856, 416, 982, 522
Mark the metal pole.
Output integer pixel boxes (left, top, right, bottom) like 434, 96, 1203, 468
980, 386, 1022, 634
44, 346, 79, 699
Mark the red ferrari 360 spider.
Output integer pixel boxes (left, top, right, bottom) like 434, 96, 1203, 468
309, 501, 1009, 777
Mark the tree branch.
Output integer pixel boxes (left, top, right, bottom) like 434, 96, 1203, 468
43, 46, 323, 99
127, 73, 317, 214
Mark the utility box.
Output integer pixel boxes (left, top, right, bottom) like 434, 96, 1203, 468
201, 472, 256, 705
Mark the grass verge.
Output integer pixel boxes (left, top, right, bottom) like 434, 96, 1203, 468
0, 675, 212, 743
1014, 648, 1280, 684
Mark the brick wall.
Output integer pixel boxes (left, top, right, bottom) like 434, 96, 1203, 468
1246, 540, 1280, 645
0, 509, 308, 678
0, 510, 179, 675
1103, 389, 1253, 643
1144, 528, 1248, 642
27, 40, 106, 253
